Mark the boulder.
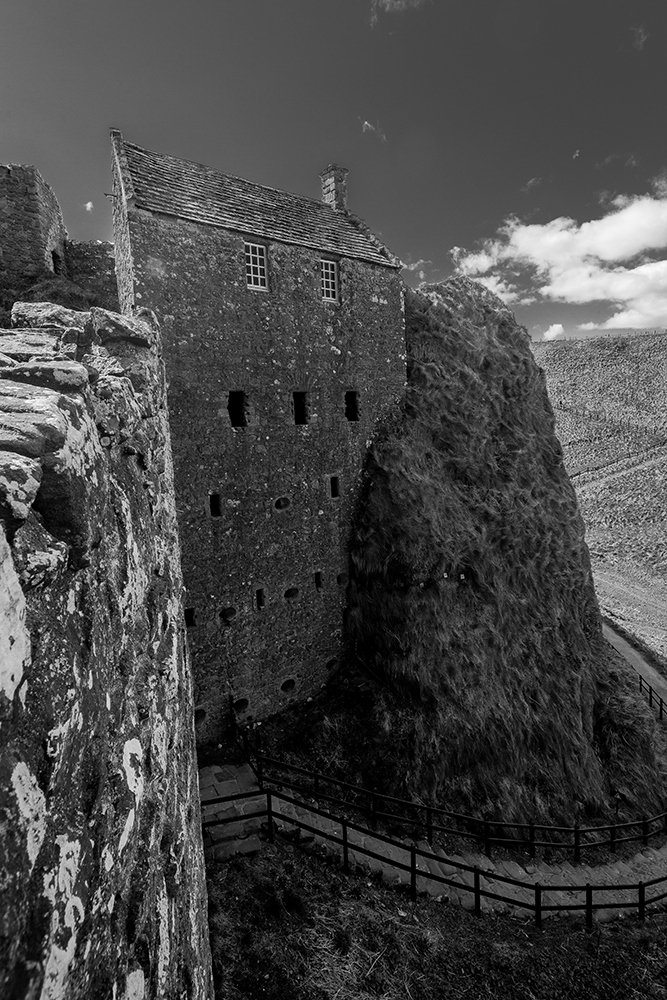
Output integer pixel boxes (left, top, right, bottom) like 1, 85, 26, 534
11, 512, 68, 590
11, 301, 88, 331
0, 451, 42, 523
0, 330, 62, 361
88, 306, 156, 348
0, 360, 89, 393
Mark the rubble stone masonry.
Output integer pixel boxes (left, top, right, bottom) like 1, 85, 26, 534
112, 189, 406, 744
0, 166, 67, 289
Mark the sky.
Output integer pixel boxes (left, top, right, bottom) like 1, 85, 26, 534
2, 0, 666, 341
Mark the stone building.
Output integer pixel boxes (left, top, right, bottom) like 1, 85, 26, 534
0, 164, 119, 315
0, 164, 68, 286
110, 132, 406, 743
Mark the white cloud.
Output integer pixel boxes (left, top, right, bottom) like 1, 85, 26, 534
632, 25, 648, 50
402, 258, 431, 280
544, 323, 565, 341
451, 185, 667, 328
360, 118, 387, 142
572, 150, 580, 160
521, 177, 542, 193
84, 201, 94, 212
370, 0, 428, 26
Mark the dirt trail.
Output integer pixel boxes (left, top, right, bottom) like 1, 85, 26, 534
593, 564, 667, 665
572, 446, 667, 489
602, 622, 667, 705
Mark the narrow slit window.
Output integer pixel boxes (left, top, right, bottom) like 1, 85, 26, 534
227, 391, 248, 427
245, 242, 267, 289
314, 571, 323, 591
330, 476, 340, 498
345, 390, 359, 422
292, 391, 309, 425
209, 493, 222, 517
184, 608, 196, 628
321, 259, 338, 301
255, 588, 266, 610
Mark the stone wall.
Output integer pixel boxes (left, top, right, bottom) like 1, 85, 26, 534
112, 175, 406, 743
0, 304, 212, 999
0, 165, 67, 295
66, 241, 119, 311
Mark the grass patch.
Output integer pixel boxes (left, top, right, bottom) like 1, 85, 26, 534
207, 840, 667, 999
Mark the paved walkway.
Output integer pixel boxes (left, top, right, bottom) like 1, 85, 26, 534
200, 633, 667, 923
199, 763, 667, 923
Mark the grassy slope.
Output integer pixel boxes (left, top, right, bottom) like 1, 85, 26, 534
532, 333, 667, 662
262, 279, 667, 827
208, 842, 667, 1000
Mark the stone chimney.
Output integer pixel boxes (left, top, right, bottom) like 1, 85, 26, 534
320, 164, 349, 211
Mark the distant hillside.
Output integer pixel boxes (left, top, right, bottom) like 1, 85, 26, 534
533, 333, 667, 662
531, 334, 667, 475
264, 280, 667, 826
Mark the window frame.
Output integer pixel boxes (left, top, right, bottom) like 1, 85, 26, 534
244, 241, 269, 291
320, 258, 339, 302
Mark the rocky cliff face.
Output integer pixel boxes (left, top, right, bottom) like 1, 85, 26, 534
0, 302, 212, 999
265, 280, 667, 826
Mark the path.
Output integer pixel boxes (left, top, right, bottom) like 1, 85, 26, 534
570, 446, 667, 490
200, 769, 667, 922
602, 622, 667, 706
199, 632, 667, 923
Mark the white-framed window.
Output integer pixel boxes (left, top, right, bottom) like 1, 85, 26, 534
321, 259, 338, 301
245, 242, 268, 289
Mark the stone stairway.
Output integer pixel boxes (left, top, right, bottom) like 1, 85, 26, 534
199, 764, 667, 923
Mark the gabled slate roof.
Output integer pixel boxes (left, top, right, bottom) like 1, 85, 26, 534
111, 133, 400, 268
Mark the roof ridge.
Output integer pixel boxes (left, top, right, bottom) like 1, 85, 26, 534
123, 139, 338, 212
114, 134, 401, 268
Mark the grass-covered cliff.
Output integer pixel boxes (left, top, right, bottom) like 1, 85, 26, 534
263, 279, 667, 827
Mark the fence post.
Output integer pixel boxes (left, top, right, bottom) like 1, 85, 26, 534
342, 819, 349, 873
534, 883, 542, 929
255, 724, 262, 756
426, 806, 433, 845
642, 815, 649, 846
638, 882, 646, 923
610, 824, 616, 854
474, 867, 481, 917
266, 790, 274, 844
410, 845, 417, 901
574, 822, 581, 864
660, 697, 664, 721
371, 792, 377, 831
483, 820, 491, 858
585, 883, 593, 931
649, 687, 653, 708
314, 773, 320, 806
529, 822, 535, 860
256, 751, 263, 790
242, 727, 249, 761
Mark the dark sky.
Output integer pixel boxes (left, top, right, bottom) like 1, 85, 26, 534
2, 0, 666, 339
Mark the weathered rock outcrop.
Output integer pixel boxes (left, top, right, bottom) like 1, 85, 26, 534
265, 280, 667, 826
0, 304, 212, 998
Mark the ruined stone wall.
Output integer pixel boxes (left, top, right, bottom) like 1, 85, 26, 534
0, 304, 212, 999
0, 166, 67, 294
66, 240, 119, 311
112, 191, 406, 743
